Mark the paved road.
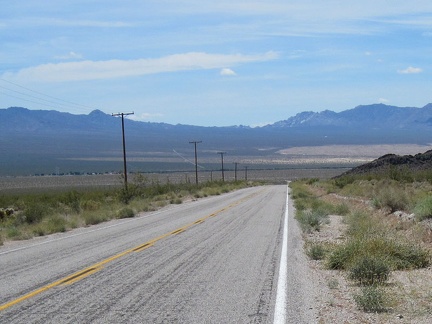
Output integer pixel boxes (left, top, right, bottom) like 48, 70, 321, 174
0, 185, 316, 323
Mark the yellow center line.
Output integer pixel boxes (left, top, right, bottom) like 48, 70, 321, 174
0, 189, 263, 311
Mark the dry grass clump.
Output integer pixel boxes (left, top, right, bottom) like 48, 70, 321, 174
291, 180, 350, 233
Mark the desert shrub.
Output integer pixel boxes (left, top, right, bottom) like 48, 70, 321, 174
372, 185, 411, 212
385, 165, 414, 182
333, 203, 350, 216
117, 188, 133, 204
116, 207, 135, 219
333, 175, 356, 189
80, 199, 101, 211
60, 190, 81, 213
327, 236, 430, 271
46, 215, 67, 233
296, 209, 329, 233
83, 211, 109, 225
327, 241, 358, 270
24, 202, 46, 224
307, 243, 326, 260
170, 198, 182, 204
346, 211, 382, 238
413, 196, 432, 221
389, 242, 430, 269
306, 178, 319, 185
348, 256, 390, 285
354, 286, 388, 313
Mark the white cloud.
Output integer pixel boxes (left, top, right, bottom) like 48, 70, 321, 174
378, 98, 390, 103
220, 68, 237, 76
3, 51, 278, 82
54, 51, 83, 60
129, 112, 164, 121
397, 66, 423, 74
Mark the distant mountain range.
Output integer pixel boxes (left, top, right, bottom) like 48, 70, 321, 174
1, 103, 432, 176
270, 103, 432, 129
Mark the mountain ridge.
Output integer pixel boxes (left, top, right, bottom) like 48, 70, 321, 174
2, 103, 432, 176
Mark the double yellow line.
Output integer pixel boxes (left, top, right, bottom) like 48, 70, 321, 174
0, 191, 258, 311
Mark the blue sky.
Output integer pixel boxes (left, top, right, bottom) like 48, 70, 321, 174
1, 1, 431, 126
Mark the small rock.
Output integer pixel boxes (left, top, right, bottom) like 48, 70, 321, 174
396, 314, 403, 319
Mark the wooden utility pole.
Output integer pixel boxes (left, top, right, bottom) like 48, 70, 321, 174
217, 152, 226, 181
189, 141, 202, 185
112, 112, 134, 191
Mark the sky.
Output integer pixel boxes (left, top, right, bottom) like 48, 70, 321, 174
1, 1, 431, 126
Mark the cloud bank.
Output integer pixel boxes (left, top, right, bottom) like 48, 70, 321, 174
3, 52, 278, 82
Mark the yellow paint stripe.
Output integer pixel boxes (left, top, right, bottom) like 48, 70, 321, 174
132, 242, 154, 253
60, 267, 101, 286
170, 228, 185, 235
0, 189, 261, 311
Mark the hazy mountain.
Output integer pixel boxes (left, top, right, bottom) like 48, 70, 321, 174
268, 103, 432, 129
1, 103, 432, 176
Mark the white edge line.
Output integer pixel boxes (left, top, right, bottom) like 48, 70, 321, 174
274, 183, 289, 323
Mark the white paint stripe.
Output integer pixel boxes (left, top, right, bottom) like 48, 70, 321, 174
274, 184, 289, 324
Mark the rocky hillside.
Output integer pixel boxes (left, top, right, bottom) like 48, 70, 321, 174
341, 150, 432, 176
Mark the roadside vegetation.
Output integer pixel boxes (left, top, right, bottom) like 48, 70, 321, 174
0, 174, 259, 244
290, 166, 432, 319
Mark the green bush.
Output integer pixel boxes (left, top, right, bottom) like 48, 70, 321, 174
80, 199, 101, 211
333, 203, 350, 216
170, 198, 182, 204
60, 190, 81, 213
333, 175, 356, 189
307, 243, 326, 260
348, 256, 390, 285
296, 209, 329, 233
354, 286, 388, 313
83, 212, 109, 225
116, 207, 135, 219
413, 196, 432, 221
327, 236, 430, 271
372, 185, 411, 212
24, 203, 46, 224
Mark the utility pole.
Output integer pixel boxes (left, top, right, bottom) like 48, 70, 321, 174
234, 162, 238, 181
244, 166, 248, 181
217, 152, 226, 181
189, 140, 202, 185
112, 112, 134, 192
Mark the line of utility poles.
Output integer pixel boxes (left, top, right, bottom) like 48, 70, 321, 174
189, 141, 202, 185
112, 112, 134, 192
111, 116, 247, 187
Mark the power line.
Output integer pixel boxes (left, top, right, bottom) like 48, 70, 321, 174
0, 78, 96, 113
0, 90, 64, 111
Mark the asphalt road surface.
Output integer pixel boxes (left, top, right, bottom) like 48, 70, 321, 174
0, 185, 316, 323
